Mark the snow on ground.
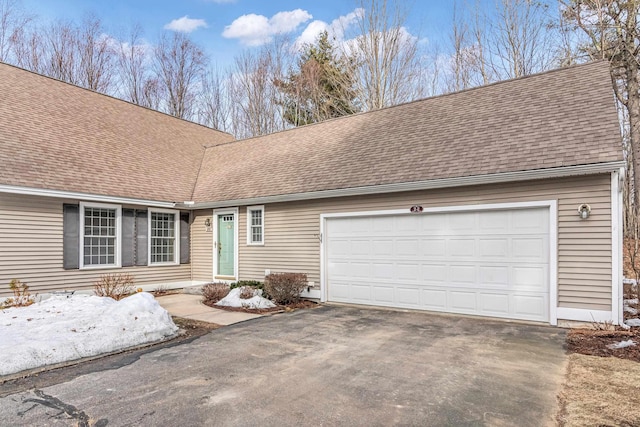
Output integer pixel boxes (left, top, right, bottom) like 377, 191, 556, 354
625, 299, 639, 315
216, 288, 276, 309
0, 292, 177, 376
607, 340, 637, 350
626, 318, 640, 327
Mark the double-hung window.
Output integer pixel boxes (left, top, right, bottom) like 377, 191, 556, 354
80, 202, 121, 268
247, 205, 264, 245
149, 209, 179, 265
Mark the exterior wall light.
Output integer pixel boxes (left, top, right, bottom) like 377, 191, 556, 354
578, 204, 591, 219
204, 218, 212, 231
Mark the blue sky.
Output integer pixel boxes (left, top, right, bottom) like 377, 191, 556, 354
19, 0, 456, 67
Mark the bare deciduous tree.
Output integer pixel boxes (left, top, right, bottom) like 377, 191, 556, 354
0, 0, 32, 62
154, 32, 206, 120
346, 0, 424, 110
76, 15, 114, 93
225, 40, 290, 138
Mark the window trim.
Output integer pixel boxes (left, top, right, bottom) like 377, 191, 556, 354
79, 201, 122, 270
246, 205, 265, 246
148, 208, 180, 266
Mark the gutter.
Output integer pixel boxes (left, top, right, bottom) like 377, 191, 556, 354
190, 161, 626, 209
0, 161, 625, 210
0, 185, 177, 208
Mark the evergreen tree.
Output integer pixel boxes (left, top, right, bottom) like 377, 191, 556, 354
276, 31, 359, 126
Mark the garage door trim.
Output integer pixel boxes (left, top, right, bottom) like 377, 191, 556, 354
320, 200, 558, 325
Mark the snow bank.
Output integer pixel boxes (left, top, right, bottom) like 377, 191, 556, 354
0, 293, 177, 376
215, 288, 276, 309
624, 299, 638, 315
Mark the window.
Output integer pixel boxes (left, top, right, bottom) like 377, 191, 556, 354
247, 205, 264, 245
80, 202, 121, 268
149, 209, 179, 264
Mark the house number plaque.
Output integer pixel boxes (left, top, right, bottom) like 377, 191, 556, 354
410, 205, 423, 213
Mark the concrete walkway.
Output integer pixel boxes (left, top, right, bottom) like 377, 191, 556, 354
155, 293, 262, 326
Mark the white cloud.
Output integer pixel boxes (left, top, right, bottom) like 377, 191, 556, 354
295, 8, 363, 50
222, 9, 312, 46
164, 16, 208, 33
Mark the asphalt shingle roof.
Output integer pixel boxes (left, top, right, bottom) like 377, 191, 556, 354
0, 62, 234, 203
192, 61, 623, 203
0, 61, 623, 205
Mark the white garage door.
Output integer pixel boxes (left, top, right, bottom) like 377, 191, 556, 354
325, 207, 550, 322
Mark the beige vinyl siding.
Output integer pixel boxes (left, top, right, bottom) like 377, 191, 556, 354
0, 193, 190, 297
191, 211, 213, 281
236, 174, 613, 312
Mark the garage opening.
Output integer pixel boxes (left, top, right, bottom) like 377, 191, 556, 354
324, 206, 551, 322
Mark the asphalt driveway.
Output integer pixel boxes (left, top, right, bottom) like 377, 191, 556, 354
0, 305, 566, 426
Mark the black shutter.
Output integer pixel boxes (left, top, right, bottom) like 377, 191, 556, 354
121, 209, 135, 267
180, 212, 190, 264
135, 210, 148, 266
63, 204, 80, 269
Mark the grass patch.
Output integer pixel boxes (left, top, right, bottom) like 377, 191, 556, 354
558, 353, 640, 426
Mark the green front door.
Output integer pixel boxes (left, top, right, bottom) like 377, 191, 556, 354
217, 213, 235, 277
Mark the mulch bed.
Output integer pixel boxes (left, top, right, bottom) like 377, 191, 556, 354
566, 328, 640, 362
202, 299, 319, 314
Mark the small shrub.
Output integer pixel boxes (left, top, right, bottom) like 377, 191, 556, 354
0, 279, 35, 309
202, 282, 230, 304
230, 280, 264, 290
239, 286, 255, 299
93, 273, 134, 300
264, 273, 307, 305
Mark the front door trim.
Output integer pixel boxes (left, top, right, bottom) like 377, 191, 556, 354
213, 207, 239, 281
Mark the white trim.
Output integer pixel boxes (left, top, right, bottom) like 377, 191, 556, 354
148, 208, 180, 266
213, 207, 239, 280
611, 168, 624, 325
246, 205, 265, 245
192, 162, 625, 209
556, 307, 613, 323
320, 200, 559, 325
0, 184, 176, 208
79, 201, 122, 270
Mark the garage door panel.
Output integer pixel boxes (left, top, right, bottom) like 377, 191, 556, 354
397, 287, 420, 305
479, 293, 510, 315
512, 237, 547, 260
479, 238, 509, 258
326, 207, 550, 322
373, 286, 394, 303
448, 239, 475, 257
450, 265, 476, 284
479, 266, 509, 286
421, 264, 447, 283
422, 289, 448, 309
420, 239, 446, 257
479, 210, 510, 231
513, 294, 547, 319
397, 239, 420, 256
350, 240, 371, 256
372, 263, 394, 279
449, 291, 477, 311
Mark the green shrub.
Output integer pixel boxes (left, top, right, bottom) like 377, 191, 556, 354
230, 280, 264, 290
264, 273, 307, 305
0, 279, 35, 309
93, 273, 134, 300
202, 282, 230, 304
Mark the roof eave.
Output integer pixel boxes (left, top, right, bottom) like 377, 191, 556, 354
191, 161, 626, 209
0, 184, 177, 208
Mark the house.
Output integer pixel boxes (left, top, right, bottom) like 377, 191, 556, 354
0, 61, 624, 326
